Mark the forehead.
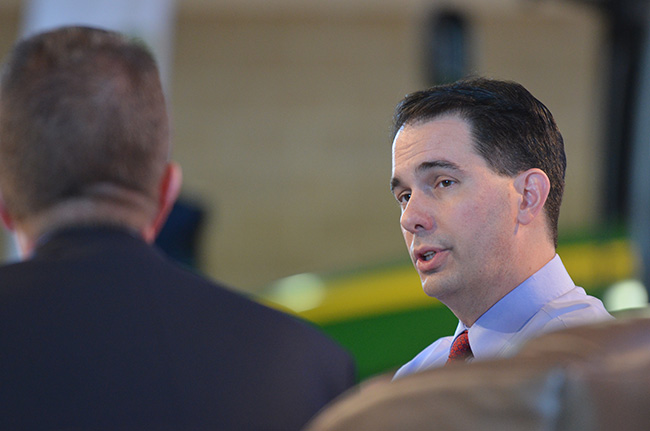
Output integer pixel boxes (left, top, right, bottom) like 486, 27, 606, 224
391, 115, 481, 172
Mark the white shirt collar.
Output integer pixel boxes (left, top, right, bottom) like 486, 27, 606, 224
466, 254, 575, 358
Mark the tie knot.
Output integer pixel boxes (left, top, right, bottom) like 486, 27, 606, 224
446, 330, 473, 364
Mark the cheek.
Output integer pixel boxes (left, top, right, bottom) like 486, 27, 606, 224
455, 193, 512, 233
454, 197, 489, 224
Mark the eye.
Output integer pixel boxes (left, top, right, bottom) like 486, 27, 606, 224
396, 192, 411, 205
437, 179, 456, 188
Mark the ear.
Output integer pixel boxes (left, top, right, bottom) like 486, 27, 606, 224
142, 162, 183, 244
0, 192, 15, 231
513, 168, 550, 226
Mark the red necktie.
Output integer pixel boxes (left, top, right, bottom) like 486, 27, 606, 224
446, 329, 473, 364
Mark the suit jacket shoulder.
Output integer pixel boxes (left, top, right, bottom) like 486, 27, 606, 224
0, 226, 355, 431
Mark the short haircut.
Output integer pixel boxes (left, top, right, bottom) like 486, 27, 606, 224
391, 77, 566, 247
0, 26, 169, 223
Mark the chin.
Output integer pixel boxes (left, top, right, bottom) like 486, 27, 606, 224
421, 275, 457, 301
421, 281, 442, 299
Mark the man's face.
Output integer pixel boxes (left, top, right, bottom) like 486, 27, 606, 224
390, 115, 521, 315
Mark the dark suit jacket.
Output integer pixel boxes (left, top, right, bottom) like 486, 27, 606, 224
0, 226, 355, 431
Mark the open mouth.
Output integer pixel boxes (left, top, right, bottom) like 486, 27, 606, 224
421, 251, 437, 261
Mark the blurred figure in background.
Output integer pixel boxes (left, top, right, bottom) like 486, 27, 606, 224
0, 26, 354, 430
390, 77, 612, 378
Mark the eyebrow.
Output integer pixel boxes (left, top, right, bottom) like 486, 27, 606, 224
390, 160, 462, 193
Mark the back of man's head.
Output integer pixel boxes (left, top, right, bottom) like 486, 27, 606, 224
0, 26, 170, 235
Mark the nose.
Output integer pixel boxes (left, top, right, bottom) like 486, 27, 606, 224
400, 194, 435, 233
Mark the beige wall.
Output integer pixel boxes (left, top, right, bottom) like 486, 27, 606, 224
0, 1, 609, 292
0, 8, 20, 261
171, 9, 418, 291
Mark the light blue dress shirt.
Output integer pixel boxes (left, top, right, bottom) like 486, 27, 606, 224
393, 254, 613, 379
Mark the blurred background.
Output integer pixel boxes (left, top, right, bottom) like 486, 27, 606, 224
1, 0, 649, 380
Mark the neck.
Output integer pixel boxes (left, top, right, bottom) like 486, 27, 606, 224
452, 240, 556, 327
12, 191, 157, 257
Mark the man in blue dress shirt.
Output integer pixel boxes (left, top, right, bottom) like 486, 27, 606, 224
389, 78, 612, 378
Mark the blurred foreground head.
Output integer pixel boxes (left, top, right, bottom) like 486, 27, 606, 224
0, 26, 181, 253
